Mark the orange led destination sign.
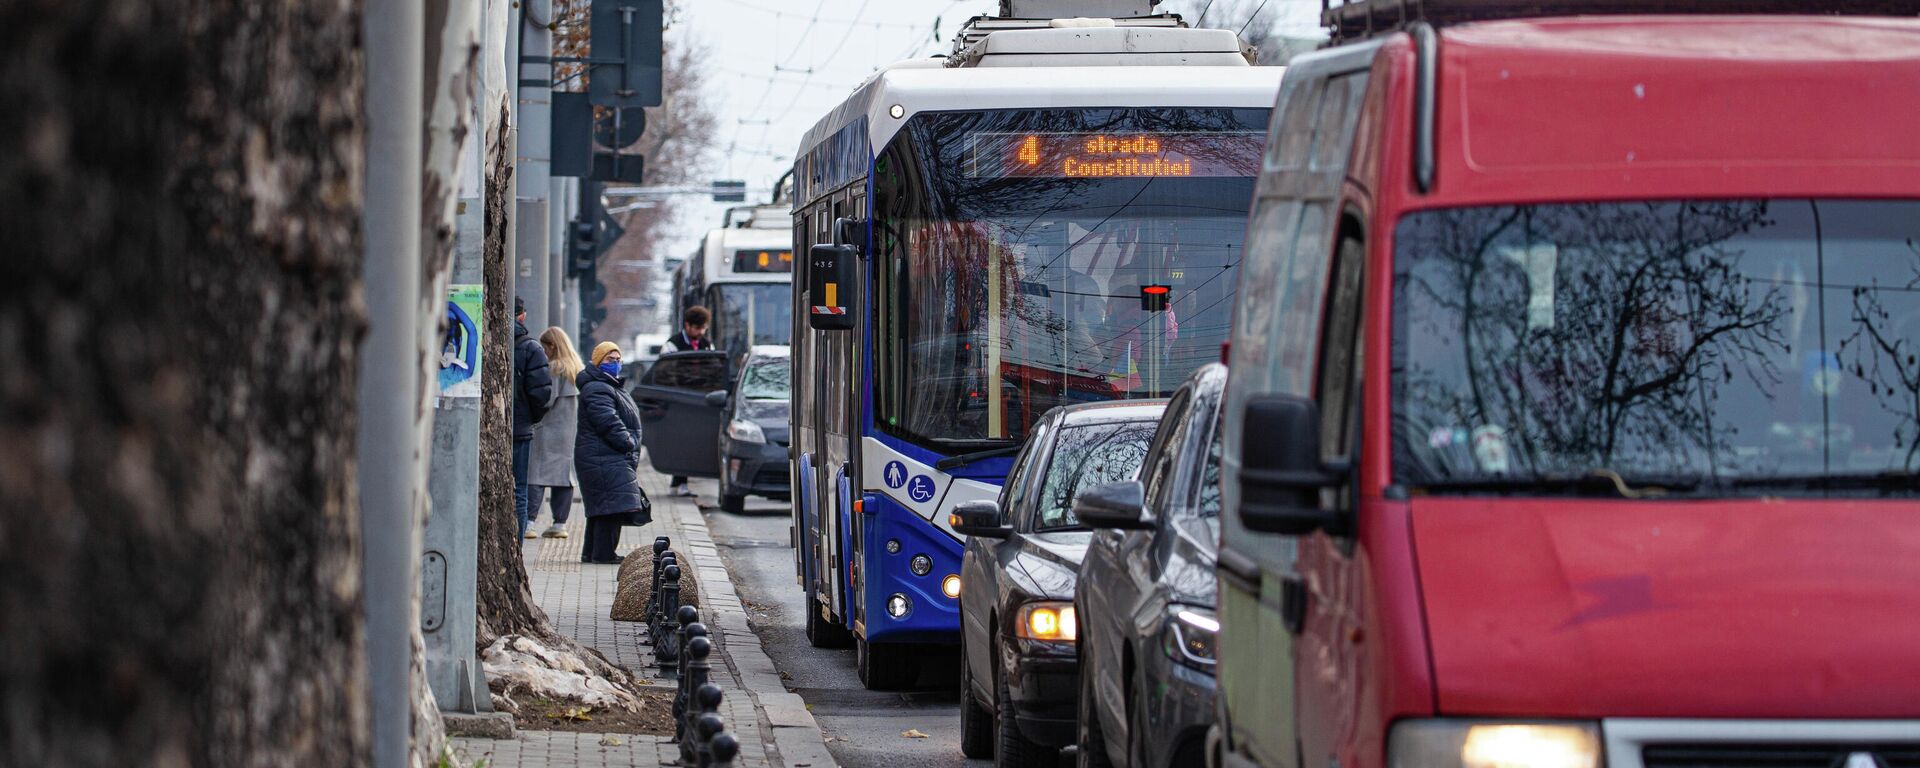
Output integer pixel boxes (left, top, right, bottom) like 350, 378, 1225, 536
968, 132, 1262, 179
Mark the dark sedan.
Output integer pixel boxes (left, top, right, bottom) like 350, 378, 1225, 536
1073, 364, 1226, 768
951, 400, 1165, 768
708, 345, 790, 514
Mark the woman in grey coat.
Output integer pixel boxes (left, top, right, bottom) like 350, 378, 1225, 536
526, 326, 583, 538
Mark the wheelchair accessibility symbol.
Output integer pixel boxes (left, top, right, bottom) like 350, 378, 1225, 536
907, 475, 937, 503
883, 461, 908, 489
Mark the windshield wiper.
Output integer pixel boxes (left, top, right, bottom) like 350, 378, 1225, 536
1414, 469, 1701, 499
934, 445, 1023, 471
1726, 471, 1919, 493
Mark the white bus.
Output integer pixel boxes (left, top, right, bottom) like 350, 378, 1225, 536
673, 203, 794, 368
787, 0, 1282, 693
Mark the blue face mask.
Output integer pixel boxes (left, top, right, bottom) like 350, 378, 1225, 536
598, 360, 622, 377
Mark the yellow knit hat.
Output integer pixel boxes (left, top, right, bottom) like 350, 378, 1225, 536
591, 341, 622, 367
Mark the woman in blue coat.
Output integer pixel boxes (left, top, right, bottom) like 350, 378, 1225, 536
575, 341, 650, 564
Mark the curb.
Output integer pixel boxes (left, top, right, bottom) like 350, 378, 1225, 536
665, 500, 840, 768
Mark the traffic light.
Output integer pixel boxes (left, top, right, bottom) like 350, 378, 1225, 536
1140, 284, 1171, 312
570, 219, 597, 274
579, 271, 609, 336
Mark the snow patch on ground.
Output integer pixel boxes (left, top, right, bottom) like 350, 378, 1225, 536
482, 635, 643, 713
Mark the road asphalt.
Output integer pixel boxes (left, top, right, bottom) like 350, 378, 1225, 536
695, 485, 999, 768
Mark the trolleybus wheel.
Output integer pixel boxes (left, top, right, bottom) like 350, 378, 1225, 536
804, 602, 852, 649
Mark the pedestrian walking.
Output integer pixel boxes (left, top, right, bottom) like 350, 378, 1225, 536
512, 297, 554, 540
526, 326, 583, 539
576, 341, 652, 564
665, 305, 711, 497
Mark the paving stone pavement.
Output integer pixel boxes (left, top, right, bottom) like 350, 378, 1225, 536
452, 464, 836, 768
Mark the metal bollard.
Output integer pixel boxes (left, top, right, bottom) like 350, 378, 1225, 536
708, 732, 739, 768
650, 552, 677, 629
672, 631, 709, 742
676, 613, 705, 682
645, 537, 670, 619
682, 683, 724, 765
694, 711, 725, 767
656, 563, 682, 668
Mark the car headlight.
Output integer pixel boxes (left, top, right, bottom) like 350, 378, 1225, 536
1162, 607, 1218, 670
1013, 601, 1076, 642
726, 418, 766, 444
1390, 721, 1600, 768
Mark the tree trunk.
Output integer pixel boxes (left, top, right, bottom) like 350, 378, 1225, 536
411, 0, 479, 761
0, 0, 367, 764
470, 99, 634, 691
475, 99, 550, 646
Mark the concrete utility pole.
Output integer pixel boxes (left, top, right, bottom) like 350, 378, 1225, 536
549, 176, 570, 337
501, 0, 521, 313
359, 0, 424, 760
422, 190, 488, 714
517, 0, 555, 330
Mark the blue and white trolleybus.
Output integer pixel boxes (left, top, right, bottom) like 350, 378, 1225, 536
787, 0, 1283, 689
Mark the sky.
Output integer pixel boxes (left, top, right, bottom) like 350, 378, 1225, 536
658, 0, 1325, 261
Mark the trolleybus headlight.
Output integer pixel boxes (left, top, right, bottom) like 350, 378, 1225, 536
889, 104, 905, 119
726, 418, 766, 444
942, 574, 961, 598
909, 554, 932, 576
885, 539, 901, 554
1389, 721, 1600, 768
1014, 601, 1076, 642
886, 593, 911, 619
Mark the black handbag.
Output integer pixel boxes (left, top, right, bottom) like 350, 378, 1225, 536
622, 464, 653, 526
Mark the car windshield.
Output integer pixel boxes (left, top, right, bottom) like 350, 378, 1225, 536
712, 283, 793, 359
1392, 200, 1920, 493
873, 107, 1268, 449
1035, 420, 1159, 530
737, 355, 790, 400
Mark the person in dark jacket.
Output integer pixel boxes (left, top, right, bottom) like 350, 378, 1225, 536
665, 304, 712, 352
663, 305, 711, 497
512, 298, 554, 539
575, 341, 650, 564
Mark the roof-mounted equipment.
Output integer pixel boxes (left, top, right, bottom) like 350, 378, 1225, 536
1323, 0, 1920, 42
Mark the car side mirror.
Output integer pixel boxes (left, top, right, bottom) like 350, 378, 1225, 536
806, 243, 855, 331
1238, 394, 1349, 535
948, 499, 1011, 539
1073, 480, 1152, 530
704, 390, 728, 408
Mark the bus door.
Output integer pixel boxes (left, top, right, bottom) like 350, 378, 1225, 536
801, 206, 848, 624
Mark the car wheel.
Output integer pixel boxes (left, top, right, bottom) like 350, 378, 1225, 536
1077, 652, 1114, 768
995, 640, 1057, 767
1126, 662, 1149, 768
857, 636, 917, 691
959, 636, 994, 759
803, 601, 852, 649
721, 493, 746, 514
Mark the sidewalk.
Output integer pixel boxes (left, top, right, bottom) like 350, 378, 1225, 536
452, 466, 836, 768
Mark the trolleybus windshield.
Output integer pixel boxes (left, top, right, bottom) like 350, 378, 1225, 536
872, 107, 1268, 447
713, 282, 793, 359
